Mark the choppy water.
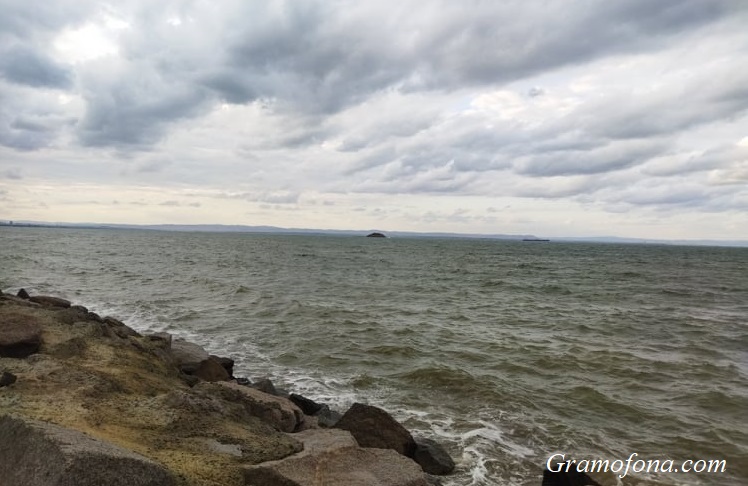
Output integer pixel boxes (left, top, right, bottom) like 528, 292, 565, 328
1, 227, 747, 486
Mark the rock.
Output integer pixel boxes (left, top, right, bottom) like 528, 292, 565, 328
289, 393, 324, 416
103, 316, 126, 327
71, 304, 89, 314
86, 311, 104, 323
16, 288, 30, 299
100, 316, 141, 338
236, 376, 251, 386
212, 381, 305, 433
0, 312, 43, 358
366, 232, 386, 238
413, 438, 455, 475
0, 371, 17, 387
180, 372, 200, 387
194, 357, 231, 382
210, 355, 235, 377
315, 405, 343, 428
335, 403, 417, 458
250, 377, 279, 395
171, 338, 210, 370
243, 428, 429, 486
145, 332, 172, 349
542, 468, 601, 486
0, 415, 178, 486
29, 295, 72, 308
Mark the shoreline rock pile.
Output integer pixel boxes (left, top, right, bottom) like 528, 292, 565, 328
0, 288, 454, 486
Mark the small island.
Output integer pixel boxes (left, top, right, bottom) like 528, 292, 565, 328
366, 232, 386, 238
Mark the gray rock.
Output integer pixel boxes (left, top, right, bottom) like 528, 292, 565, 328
289, 393, 324, 416
413, 438, 455, 475
0, 415, 178, 486
101, 316, 141, 338
315, 405, 342, 428
212, 381, 305, 433
250, 378, 278, 395
16, 288, 30, 299
0, 312, 43, 358
29, 295, 72, 308
335, 403, 417, 458
244, 429, 428, 486
0, 371, 17, 387
171, 338, 210, 369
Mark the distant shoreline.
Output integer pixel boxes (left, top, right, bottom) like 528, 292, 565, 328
1, 221, 746, 247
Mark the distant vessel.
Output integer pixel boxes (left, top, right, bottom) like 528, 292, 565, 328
522, 238, 550, 242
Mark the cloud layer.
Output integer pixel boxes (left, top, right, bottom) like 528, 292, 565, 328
1, 0, 747, 239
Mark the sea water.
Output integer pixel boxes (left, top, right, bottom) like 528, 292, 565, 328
1, 227, 746, 485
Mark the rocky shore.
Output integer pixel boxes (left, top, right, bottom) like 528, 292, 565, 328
0, 288, 456, 486
1, 287, 604, 486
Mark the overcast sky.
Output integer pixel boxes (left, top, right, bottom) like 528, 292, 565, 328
1, 0, 747, 239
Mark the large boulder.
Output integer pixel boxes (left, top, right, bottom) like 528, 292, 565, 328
210, 381, 305, 432
244, 429, 429, 486
171, 338, 209, 370
0, 415, 178, 486
210, 355, 235, 377
413, 438, 455, 475
335, 403, 417, 457
0, 312, 43, 358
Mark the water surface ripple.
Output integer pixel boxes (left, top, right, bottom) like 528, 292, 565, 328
1, 228, 746, 485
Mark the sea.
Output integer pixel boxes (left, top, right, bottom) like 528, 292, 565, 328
1, 227, 746, 486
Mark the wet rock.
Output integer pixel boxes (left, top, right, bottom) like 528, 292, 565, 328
335, 403, 417, 458
0, 371, 17, 387
542, 468, 601, 486
71, 304, 89, 314
315, 405, 343, 428
0, 312, 43, 358
16, 288, 30, 299
0, 415, 178, 486
243, 428, 429, 486
413, 438, 455, 475
210, 355, 234, 377
289, 393, 324, 416
29, 295, 71, 308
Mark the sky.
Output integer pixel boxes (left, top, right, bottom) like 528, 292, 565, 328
1, 0, 747, 240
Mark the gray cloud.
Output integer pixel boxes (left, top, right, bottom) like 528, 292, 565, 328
2, 168, 22, 179
0, 45, 72, 88
2, 0, 748, 238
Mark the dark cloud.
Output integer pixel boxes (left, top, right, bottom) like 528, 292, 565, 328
77, 60, 211, 149
0, 45, 72, 88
